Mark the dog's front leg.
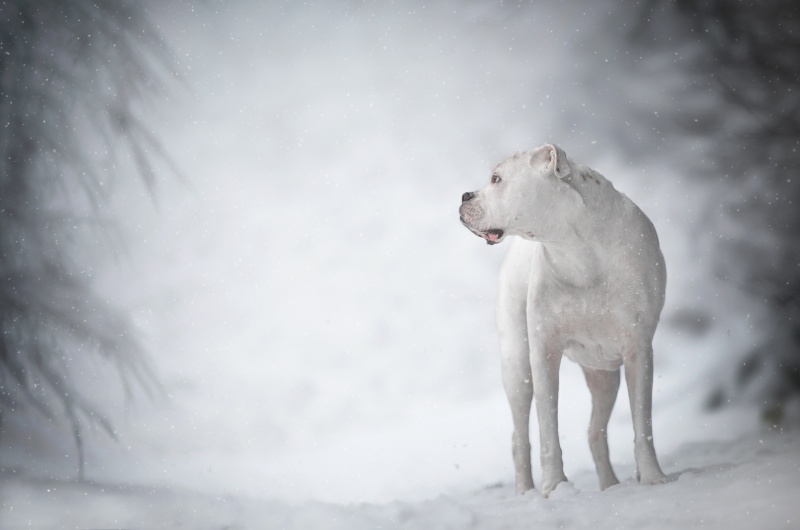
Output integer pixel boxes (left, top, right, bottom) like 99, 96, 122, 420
624, 345, 668, 485
530, 341, 567, 497
498, 310, 535, 494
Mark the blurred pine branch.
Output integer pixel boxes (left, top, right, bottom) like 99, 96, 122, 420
0, 0, 176, 477
633, 0, 800, 420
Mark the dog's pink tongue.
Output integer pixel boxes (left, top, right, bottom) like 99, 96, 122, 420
487, 232, 500, 241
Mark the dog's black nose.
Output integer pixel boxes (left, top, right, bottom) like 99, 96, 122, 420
462, 191, 475, 203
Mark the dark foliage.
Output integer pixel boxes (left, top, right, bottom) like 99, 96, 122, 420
635, 0, 800, 420
0, 0, 174, 477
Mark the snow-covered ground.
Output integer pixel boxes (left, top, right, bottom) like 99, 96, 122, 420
3, 429, 799, 529
2, 0, 795, 527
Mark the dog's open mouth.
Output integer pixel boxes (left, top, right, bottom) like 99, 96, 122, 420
460, 218, 504, 245
480, 229, 504, 245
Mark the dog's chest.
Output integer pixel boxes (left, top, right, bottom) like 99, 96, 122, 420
553, 298, 636, 370
560, 321, 632, 370
529, 267, 646, 370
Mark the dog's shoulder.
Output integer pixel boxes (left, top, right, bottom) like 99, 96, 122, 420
571, 163, 609, 188
570, 163, 654, 233
567, 163, 621, 208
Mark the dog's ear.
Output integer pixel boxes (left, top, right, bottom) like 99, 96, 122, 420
531, 144, 571, 179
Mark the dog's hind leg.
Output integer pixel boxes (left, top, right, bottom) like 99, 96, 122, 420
582, 366, 621, 490
624, 345, 668, 485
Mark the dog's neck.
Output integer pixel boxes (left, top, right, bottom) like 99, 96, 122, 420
524, 163, 627, 287
535, 175, 623, 288
538, 233, 603, 288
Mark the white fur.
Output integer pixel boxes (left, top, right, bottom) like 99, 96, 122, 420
460, 144, 669, 497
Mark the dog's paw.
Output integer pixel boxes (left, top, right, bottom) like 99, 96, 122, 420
541, 472, 568, 498
599, 475, 620, 491
639, 471, 671, 485
515, 481, 535, 496
547, 481, 579, 500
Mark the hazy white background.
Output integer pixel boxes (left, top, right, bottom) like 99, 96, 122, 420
3, 0, 765, 508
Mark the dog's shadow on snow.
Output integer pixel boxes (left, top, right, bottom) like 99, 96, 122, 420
670, 463, 737, 481
477, 462, 738, 500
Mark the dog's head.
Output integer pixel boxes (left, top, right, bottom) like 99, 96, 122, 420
459, 143, 578, 245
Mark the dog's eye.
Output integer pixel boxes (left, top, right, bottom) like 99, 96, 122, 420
491, 174, 501, 184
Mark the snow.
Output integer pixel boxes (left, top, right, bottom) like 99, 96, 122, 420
3, 429, 800, 529
2, 0, 796, 528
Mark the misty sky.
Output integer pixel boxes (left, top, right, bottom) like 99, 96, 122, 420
3, 0, 765, 504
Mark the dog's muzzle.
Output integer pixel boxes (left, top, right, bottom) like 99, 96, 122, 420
460, 190, 504, 245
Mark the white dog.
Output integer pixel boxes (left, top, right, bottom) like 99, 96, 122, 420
459, 144, 669, 497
